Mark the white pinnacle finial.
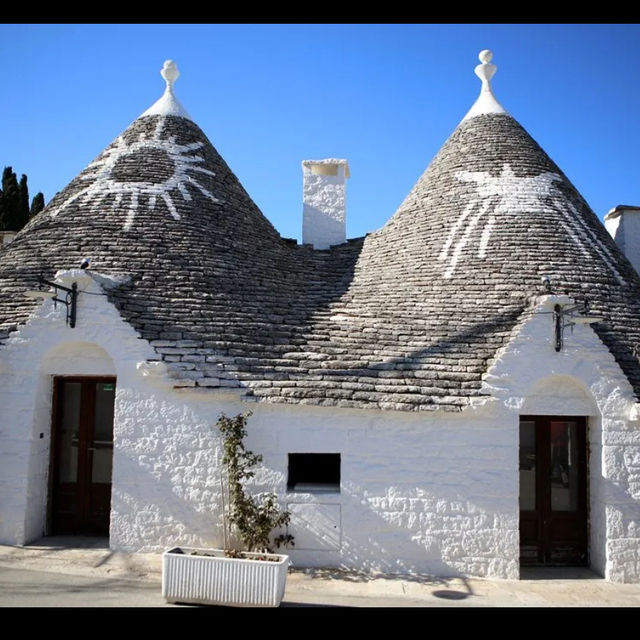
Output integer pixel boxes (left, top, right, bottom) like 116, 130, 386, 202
461, 49, 507, 122
474, 49, 497, 91
139, 59, 192, 121
161, 60, 180, 90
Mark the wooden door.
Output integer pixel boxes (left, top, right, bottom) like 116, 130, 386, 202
50, 377, 116, 535
519, 415, 588, 566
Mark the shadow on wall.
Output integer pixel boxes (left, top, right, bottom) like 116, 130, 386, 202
286, 474, 518, 579
111, 419, 225, 552
109, 396, 518, 579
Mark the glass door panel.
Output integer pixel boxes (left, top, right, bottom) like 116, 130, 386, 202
550, 421, 579, 512
92, 382, 115, 484
519, 421, 536, 511
59, 382, 81, 483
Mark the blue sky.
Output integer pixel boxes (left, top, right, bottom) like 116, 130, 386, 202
2, 24, 639, 241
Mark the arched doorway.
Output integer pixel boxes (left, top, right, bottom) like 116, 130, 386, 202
39, 341, 117, 537
50, 376, 116, 535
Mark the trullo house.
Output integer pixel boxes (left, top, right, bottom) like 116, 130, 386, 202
1, 52, 640, 583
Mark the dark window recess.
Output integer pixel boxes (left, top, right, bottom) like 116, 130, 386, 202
288, 453, 341, 492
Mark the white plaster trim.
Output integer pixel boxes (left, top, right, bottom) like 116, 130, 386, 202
302, 158, 349, 167
462, 90, 508, 121
537, 293, 574, 308
139, 60, 192, 121
140, 88, 192, 121
482, 295, 637, 416
136, 360, 169, 379
88, 271, 132, 290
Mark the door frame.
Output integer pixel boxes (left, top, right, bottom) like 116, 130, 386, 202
47, 375, 116, 536
519, 414, 589, 567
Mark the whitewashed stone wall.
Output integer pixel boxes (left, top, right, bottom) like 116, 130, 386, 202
483, 294, 640, 582
0, 269, 157, 544
109, 389, 519, 578
2, 283, 640, 582
257, 401, 519, 578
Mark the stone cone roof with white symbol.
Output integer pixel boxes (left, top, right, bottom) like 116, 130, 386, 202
2, 56, 640, 411
346, 111, 640, 406
0, 110, 361, 388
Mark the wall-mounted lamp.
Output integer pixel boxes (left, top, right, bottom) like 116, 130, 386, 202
553, 300, 603, 352
24, 276, 78, 328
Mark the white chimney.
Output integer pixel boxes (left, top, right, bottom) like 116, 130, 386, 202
302, 159, 350, 249
605, 205, 640, 275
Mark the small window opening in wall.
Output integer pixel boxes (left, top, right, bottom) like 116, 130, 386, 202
288, 453, 340, 492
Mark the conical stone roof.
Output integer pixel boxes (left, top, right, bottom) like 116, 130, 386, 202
2, 55, 640, 412
328, 111, 640, 408
0, 61, 364, 397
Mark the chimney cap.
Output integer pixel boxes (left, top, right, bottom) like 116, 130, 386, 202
302, 158, 350, 178
605, 204, 640, 220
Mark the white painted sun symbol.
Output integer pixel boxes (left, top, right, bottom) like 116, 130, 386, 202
49, 116, 220, 230
438, 164, 624, 284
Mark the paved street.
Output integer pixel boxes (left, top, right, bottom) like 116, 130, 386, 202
0, 567, 170, 607
0, 566, 465, 608
1, 538, 640, 607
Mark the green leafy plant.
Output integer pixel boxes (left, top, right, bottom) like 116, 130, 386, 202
217, 412, 294, 556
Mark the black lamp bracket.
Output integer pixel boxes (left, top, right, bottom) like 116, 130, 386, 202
38, 276, 78, 328
553, 299, 594, 352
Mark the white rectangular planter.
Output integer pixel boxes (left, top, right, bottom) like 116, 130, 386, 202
162, 547, 289, 607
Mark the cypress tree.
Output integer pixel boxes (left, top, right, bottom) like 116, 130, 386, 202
18, 174, 30, 230
1, 167, 20, 231
1, 167, 12, 192
30, 192, 45, 217
0, 190, 5, 232
0, 167, 46, 230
